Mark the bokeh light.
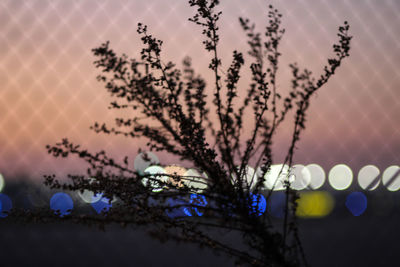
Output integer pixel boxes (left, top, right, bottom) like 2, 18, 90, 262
290, 164, 311, 190
267, 192, 286, 218
77, 178, 103, 203
142, 165, 168, 192
305, 164, 325, 190
164, 165, 187, 188
328, 164, 353, 190
134, 151, 159, 175
50, 192, 73, 217
0, 194, 12, 218
345, 192, 367, 216
296, 191, 334, 218
232, 165, 257, 190
261, 164, 291, 191
184, 194, 208, 216
165, 197, 189, 218
78, 189, 102, 204
183, 168, 208, 193
90, 193, 117, 203
91, 195, 113, 214
382, 165, 400, 191
250, 193, 266, 216
0, 173, 4, 192
358, 165, 380, 191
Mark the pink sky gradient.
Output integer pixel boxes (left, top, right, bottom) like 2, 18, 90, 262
1, 0, 399, 181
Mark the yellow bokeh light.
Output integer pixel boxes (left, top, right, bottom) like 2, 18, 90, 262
296, 191, 334, 218
164, 165, 187, 187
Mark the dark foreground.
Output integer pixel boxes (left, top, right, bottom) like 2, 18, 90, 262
1, 191, 399, 267
0, 214, 398, 266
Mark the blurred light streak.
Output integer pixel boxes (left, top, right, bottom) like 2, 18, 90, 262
296, 191, 334, 218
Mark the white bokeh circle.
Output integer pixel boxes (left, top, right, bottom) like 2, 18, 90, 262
382, 165, 400, 191
358, 165, 380, 191
142, 165, 168, 192
259, 164, 291, 191
328, 164, 353, 190
305, 164, 325, 189
290, 164, 311, 190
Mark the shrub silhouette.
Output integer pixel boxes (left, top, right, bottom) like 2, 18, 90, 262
39, 0, 351, 266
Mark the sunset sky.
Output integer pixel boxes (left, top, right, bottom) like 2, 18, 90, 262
1, 0, 399, 182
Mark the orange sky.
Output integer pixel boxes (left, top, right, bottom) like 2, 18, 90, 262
1, 0, 399, 181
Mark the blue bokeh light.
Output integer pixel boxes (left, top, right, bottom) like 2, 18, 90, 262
183, 194, 207, 216
345, 192, 367, 216
50, 192, 73, 217
0, 193, 12, 218
165, 197, 190, 218
146, 196, 158, 207
267, 192, 286, 218
91, 194, 112, 214
250, 193, 267, 216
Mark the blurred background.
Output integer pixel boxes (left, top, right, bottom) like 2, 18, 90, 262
1, 0, 400, 266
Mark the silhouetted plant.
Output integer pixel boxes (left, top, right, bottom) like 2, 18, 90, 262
20, 1, 351, 266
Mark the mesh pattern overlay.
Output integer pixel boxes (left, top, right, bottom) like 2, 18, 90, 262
1, 0, 399, 180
